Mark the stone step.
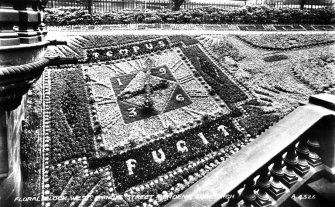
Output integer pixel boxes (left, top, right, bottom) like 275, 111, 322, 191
290, 180, 334, 207
308, 178, 335, 203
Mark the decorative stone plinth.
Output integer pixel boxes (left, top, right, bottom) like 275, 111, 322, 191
282, 147, 299, 187
306, 138, 322, 167
241, 179, 256, 207
268, 178, 285, 199
268, 158, 285, 199
254, 168, 272, 207
16, 10, 39, 44
12, 0, 41, 44
296, 156, 310, 176
254, 189, 272, 207
282, 169, 298, 187
295, 139, 310, 176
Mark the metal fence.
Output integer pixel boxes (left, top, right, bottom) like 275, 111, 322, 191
46, 0, 173, 12
46, 0, 335, 13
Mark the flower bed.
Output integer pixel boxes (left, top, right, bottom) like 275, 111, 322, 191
200, 34, 324, 136
181, 45, 247, 105
50, 68, 95, 164
84, 49, 225, 152
88, 115, 243, 192
240, 101, 280, 137
48, 159, 113, 207
49, 161, 86, 197
197, 35, 245, 62
45, 6, 335, 26
237, 34, 335, 50
123, 143, 243, 207
53, 167, 112, 207
292, 51, 335, 91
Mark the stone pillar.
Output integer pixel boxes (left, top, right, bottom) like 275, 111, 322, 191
268, 156, 285, 199
282, 145, 299, 187
308, 94, 335, 172
0, 111, 9, 179
295, 138, 310, 176
310, 115, 335, 169
255, 168, 272, 207
13, 0, 39, 44
32, 0, 43, 41
0, 0, 51, 206
241, 179, 256, 207
38, 0, 48, 38
0, 0, 20, 46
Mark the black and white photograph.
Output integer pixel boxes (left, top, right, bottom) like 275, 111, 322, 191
1, 0, 335, 207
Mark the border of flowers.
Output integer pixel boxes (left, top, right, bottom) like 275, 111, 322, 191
41, 69, 51, 207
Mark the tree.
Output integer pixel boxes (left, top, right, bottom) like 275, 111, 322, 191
300, 0, 306, 9
77, 0, 93, 14
172, 0, 185, 11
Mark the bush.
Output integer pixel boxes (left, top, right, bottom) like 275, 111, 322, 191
45, 6, 335, 26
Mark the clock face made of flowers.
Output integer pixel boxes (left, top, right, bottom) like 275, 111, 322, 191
86, 49, 226, 149
110, 61, 193, 124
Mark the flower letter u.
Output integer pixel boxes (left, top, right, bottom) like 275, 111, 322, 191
152, 148, 166, 164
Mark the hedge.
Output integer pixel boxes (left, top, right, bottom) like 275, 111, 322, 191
45, 6, 335, 26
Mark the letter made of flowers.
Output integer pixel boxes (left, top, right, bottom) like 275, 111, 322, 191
152, 148, 166, 164
126, 159, 137, 175
218, 125, 229, 137
176, 140, 188, 153
198, 132, 209, 145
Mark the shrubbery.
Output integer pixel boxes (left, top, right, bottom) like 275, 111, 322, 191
45, 6, 335, 26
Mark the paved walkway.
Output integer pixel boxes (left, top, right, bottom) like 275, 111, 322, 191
48, 24, 335, 33
47, 29, 335, 41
